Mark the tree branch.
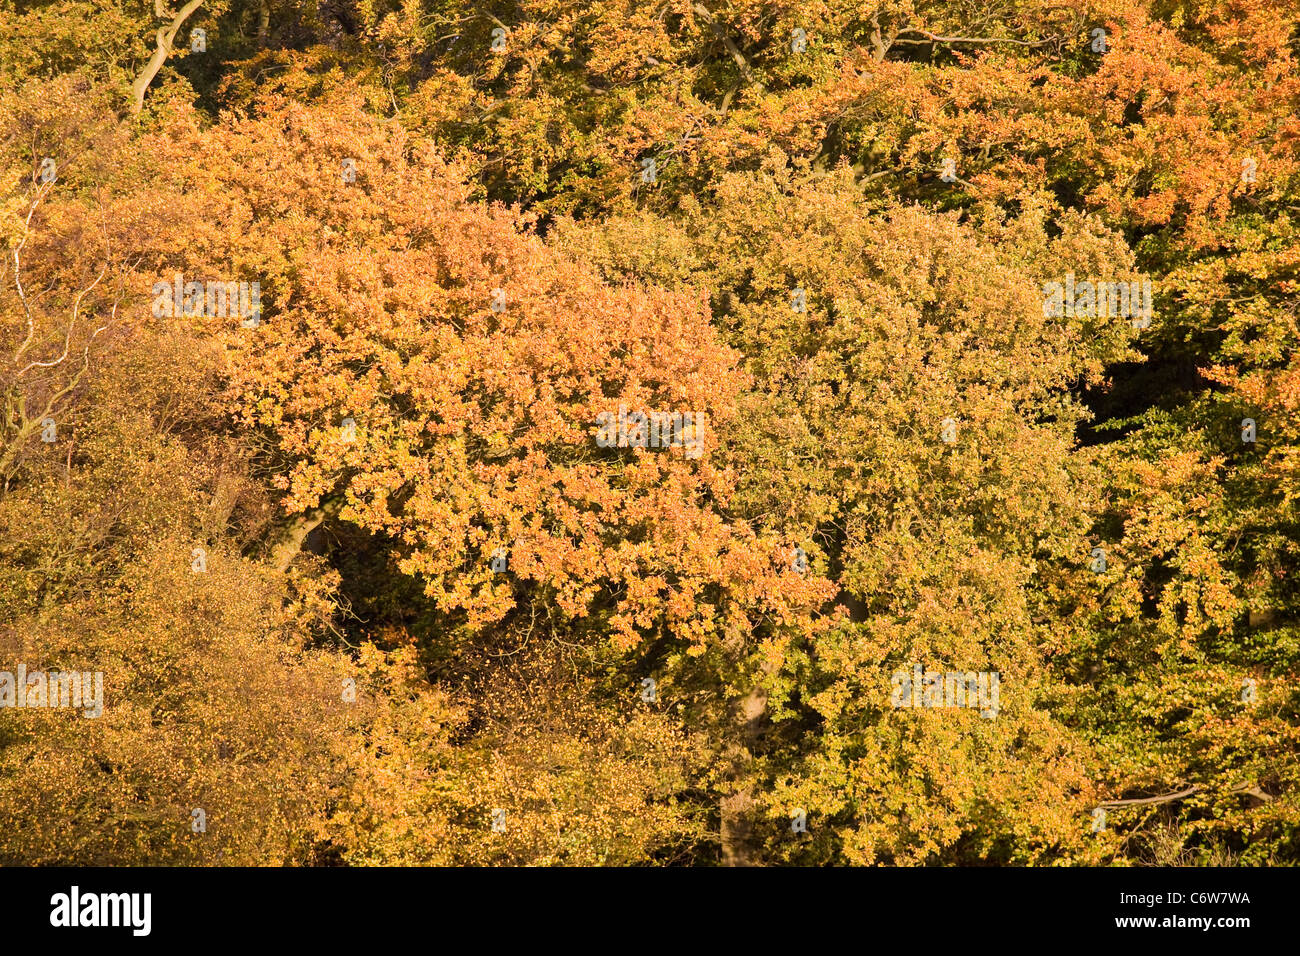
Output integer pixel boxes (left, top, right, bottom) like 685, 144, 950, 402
893, 28, 1051, 49
269, 495, 344, 572
15, 263, 108, 379
1097, 785, 1202, 808
1097, 781, 1273, 809
131, 0, 205, 113
11, 188, 50, 363
692, 3, 765, 94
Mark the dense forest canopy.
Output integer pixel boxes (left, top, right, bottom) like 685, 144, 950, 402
1, 0, 1297, 865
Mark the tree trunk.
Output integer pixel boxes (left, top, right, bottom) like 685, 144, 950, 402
131, 0, 206, 113
268, 496, 343, 572
719, 677, 769, 866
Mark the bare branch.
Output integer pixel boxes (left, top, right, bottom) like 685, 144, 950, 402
1098, 781, 1273, 810
1098, 785, 1202, 808
11, 186, 52, 362
15, 263, 108, 378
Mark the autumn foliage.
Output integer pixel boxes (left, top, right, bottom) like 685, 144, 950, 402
1, 0, 1298, 866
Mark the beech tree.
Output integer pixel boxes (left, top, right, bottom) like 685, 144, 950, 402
2, 0, 1298, 867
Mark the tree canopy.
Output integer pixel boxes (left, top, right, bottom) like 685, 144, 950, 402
1, 0, 1297, 866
